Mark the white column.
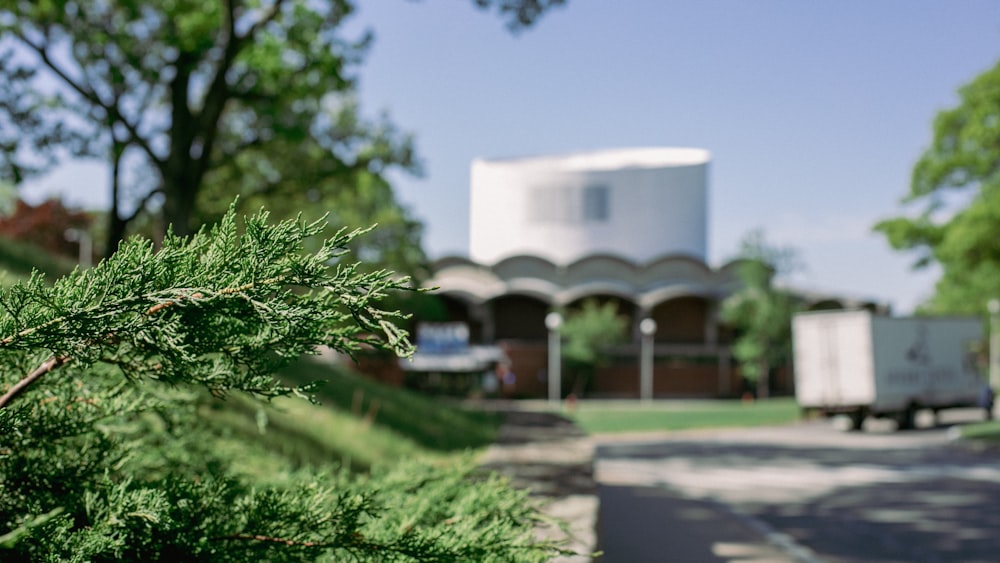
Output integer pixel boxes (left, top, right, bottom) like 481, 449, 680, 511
64, 228, 92, 269
640, 318, 657, 403
545, 312, 563, 404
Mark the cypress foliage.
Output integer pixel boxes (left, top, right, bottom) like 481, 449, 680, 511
0, 205, 563, 561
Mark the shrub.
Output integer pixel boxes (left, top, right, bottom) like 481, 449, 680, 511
0, 205, 562, 561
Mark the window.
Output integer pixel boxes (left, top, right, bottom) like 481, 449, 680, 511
582, 185, 609, 222
527, 185, 610, 224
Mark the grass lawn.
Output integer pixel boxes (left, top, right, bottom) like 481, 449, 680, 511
567, 398, 802, 434
959, 419, 1000, 442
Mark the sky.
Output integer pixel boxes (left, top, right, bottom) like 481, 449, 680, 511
20, 0, 1000, 314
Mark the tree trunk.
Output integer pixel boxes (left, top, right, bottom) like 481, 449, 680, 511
161, 178, 198, 238
104, 142, 127, 258
757, 359, 770, 399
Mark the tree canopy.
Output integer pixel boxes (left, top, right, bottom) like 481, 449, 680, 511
721, 230, 801, 399
874, 58, 1000, 313
560, 299, 628, 396
0, 0, 567, 262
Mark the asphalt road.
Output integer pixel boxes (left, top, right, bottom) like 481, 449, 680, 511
594, 409, 1000, 563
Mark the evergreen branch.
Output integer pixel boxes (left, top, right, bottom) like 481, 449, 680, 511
0, 316, 62, 346
211, 533, 321, 547
0, 204, 561, 561
0, 276, 288, 348
0, 355, 69, 410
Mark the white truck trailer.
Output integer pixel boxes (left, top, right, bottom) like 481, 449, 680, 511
792, 309, 988, 431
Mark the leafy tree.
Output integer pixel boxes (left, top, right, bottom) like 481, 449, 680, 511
874, 59, 1000, 314
721, 230, 801, 399
0, 204, 564, 561
197, 134, 429, 279
0, 0, 567, 260
471, 0, 568, 30
0, 0, 416, 259
560, 299, 628, 397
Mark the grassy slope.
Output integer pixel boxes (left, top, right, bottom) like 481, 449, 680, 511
0, 236, 77, 284
278, 358, 501, 452
198, 358, 502, 478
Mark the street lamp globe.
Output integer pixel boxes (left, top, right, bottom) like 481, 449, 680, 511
545, 312, 563, 331
639, 318, 657, 336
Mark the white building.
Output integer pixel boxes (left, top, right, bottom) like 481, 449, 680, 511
402, 147, 882, 398
470, 147, 710, 265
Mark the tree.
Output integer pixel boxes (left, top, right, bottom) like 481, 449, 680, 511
874, 59, 1000, 314
471, 0, 568, 31
0, 0, 412, 258
0, 204, 564, 560
196, 124, 429, 279
0, 0, 567, 260
721, 230, 801, 399
560, 299, 628, 397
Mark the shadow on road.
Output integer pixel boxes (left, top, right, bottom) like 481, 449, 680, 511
480, 408, 597, 497
597, 433, 1000, 563
596, 483, 794, 563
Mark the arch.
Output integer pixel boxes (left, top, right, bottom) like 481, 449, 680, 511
431, 255, 480, 270
645, 253, 713, 273
648, 295, 714, 344
564, 253, 640, 286
425, 265, 504, 303
640, 254, 715, 288
488, 293, 553, 342
639, 283, 719, 311
492, 254, 560, 283
557, 281, 638, 308
502, 277, 562, 302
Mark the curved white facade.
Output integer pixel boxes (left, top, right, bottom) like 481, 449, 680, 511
469, 147, 709, 266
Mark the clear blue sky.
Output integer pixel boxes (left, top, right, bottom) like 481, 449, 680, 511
21, 0, 1000, 314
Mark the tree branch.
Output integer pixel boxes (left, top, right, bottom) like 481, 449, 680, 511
241, 0, 289, 42
119, 187, 165, 225
13, 31, 164, 170
211, 533, 321, 547
0, 355, 70, 410
189, 0, 288, 185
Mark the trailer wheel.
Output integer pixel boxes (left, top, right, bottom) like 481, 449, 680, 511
847, 410, 865, 431
895, 404, 917, 431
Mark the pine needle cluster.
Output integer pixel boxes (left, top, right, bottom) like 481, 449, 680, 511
0, 205, 563, 561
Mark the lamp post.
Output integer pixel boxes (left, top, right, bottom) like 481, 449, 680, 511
545, 312, 563, 404
64, 228, 92, 269
989, 299, 1000, 390
639, 318, 657, 403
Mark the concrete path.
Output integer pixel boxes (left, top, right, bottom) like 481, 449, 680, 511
479, 405, 599, 562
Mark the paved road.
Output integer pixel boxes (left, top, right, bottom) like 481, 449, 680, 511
594, 410, 1000, 563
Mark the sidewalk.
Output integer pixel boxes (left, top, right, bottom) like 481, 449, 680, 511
478, 402, 598, 563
